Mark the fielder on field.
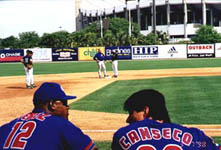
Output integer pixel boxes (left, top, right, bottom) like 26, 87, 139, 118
112, 89, 221, 150
20, 50, 36, 89
93, 49, 109, 79
0, 82, 98, 150
111, 50, 118, 78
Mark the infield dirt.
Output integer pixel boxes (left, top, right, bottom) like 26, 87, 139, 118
1, 68, 221, 141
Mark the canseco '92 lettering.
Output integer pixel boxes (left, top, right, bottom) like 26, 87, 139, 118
119, 127, 192, 149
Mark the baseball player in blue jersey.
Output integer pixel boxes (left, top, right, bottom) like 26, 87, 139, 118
0, 82, 98, 150
20, 50, 37, 89
93, 49, 109, 79
112, 89, 221, 150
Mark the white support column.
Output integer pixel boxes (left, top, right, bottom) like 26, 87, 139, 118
137, 0, 141, 29
145, 15, 148, 30
166, 0, 170, 39
151, 2, 153, 30
151, 0, 156, 42
184, 0, 188, 39
202, 0, 206, 25
129, 8, 132, 37
153, 0, 156, 42
193, 11, 196, 23
210, 9, 213, 26
75, 0, 81, 30
100, 12, 103, 38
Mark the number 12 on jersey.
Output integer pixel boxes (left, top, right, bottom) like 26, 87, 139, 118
3, 121, 36, 149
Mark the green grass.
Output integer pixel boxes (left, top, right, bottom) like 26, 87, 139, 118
94, 141, 112, 150
0, 61, 100, 76
70, 76, 221, 124
2, 59, 221, 146
213, 137, 221, 144
2, 58, 221, 76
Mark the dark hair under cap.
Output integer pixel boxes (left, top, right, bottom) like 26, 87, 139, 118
124, 89, 171, 123
27, 50, 33, 54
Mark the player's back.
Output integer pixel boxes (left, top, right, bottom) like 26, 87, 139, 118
22, 55, 32, 66
112, 118, 220, 150
0, 109, 91, 150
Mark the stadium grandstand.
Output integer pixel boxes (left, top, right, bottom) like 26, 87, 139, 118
76, 0, 221, 41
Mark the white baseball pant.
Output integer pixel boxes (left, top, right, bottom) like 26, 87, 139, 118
97, 61, 107, 77
112, 60, 118, 76
24, 67, 34, 86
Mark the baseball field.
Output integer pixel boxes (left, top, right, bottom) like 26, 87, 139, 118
1, 58, 221, 149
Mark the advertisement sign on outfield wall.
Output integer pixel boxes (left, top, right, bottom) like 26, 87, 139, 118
215, 43, 221, 57
52, 48, 78, 61
0, 49, 24, 62
25, 48, 52, 62
187, 44, 215, 58
105, 46, 132, 60
158, 44, 187, 59
78, 47, 105, 61
132, 45, 159, 60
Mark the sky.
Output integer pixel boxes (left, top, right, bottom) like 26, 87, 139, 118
0, 0, 76, 39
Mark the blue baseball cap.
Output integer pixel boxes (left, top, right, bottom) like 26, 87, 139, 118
33, 82, 77, 103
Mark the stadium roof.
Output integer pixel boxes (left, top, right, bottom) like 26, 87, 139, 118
80, 0, 221, 16
80, 0, 126, 16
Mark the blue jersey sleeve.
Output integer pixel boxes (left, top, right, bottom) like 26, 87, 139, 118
104, 55, 108, 61
0, 120, 16, 149
0, 126, 3, 148
206, 136, 221, 150
93, 53, 98, 60
112, 132, 123, 150
189, 127, 221, 149
60, 120, 95, 150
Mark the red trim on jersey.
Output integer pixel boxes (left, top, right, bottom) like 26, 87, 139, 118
85, 141, 94, 150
